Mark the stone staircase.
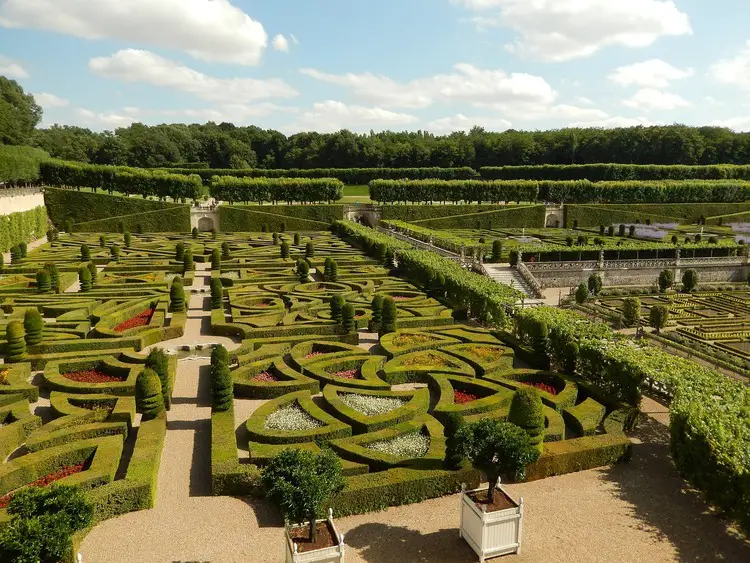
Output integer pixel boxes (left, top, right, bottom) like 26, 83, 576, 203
482, 264, 537, 298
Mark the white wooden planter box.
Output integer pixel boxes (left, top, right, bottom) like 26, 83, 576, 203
285, 509, 346, 563
459, 483, 524, 562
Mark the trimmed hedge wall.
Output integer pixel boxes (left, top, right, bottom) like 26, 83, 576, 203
566, 202, 750, 227
480, 163, 750, 181
0, 205, 48, 252
0, 145, 49, 185
44, 188, 190, 232
211, 176, 343, 203
218, 205, 337, 232
383, 204, 546, 229
211, 408, 261, 496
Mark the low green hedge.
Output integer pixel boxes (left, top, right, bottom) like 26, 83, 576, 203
211, 408, 262, 496
563, 398, 607, 436
0, 362, 38, 401
525, 433, 631, 481
0, 396, 42, 458
409, 204, 545, 229
44, 188, 190, 231
304, 356, 390, 390
232, 359, 320, 399
429, 374, 512, 421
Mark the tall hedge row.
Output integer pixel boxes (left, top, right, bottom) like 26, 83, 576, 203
165, 166, 478, 185
218, 206, 332, 232
565, 202, 750, 227
333, 220, 520, 327
514, 306, 750, 533
39, 161, 203, 201
44, 188, 190, 232
480, 163, 750, 181
211, 176, 344, 204
0, 206, 48, 252
369, 179, 750, 204
0, 145, 50, 185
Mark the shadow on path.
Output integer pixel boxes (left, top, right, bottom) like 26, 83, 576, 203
345, 523, 476, 563
600, 414, 750, 562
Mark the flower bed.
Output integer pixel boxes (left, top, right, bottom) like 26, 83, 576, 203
304, 352, 325, 360
0, 369, 8, 385
62, 370, 126, 383
391, 296, 413, 301
367, 431, 430, 458
252, 371, 280, 383
468, 346, 503, 362
393, 333, 434, 346
454, 390, 479, 404
332, 369, 360, 380
264, 403, 323, 431
0, 463, 86, 509
113, 308, 155, 332
340, 393, 406, 416
523, 381, 558, 395
402, 352, 450, 367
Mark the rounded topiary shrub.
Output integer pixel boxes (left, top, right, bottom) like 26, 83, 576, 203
78, 266, 92, 293
23, 308, 44, 346
183, 250, 194, 274
508, 387, 545, 452
210, 278, 223, 309
443, 411, 465, 470
272, 232, 279, 245
80, 244, 90, 261
170, 276, 186, 312
280, 241, 290, 259
211, 248, 221, 270
146, 348, 171, 409
136, 368, 165, 418
36, 270, 50, 293
110, 245, 120, 261
297, 260, 310, 283
221, 241, 231, 259
6, 321, 27, 362
175, 242, 185, 262
380, 296, 398, 336
305, 242, 315, 258
211, 345, 233, 412
10, 245, 20, 263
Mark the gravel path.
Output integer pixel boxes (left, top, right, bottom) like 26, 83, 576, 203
79, 267, 750, 562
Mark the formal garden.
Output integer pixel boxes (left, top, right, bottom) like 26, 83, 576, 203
0, 150, 748, 561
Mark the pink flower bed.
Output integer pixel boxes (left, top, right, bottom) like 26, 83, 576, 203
252, 371, 279, 382
333, 369, 360, 380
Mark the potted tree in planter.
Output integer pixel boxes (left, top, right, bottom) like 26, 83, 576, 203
263, 448, 346, 563
456, 419, 540, 561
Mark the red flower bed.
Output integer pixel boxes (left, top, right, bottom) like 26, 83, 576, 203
523, 381, 558, 395
252, 371, 279, 382
333, 369, 360, 380
0, 463, 85, 509
304, 352, 325, 360
62, 369, 126, 383
454, 390, 479, 404
114, 308, 155, 332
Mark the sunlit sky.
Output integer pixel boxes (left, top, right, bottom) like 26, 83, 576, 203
1, 0, 750, 133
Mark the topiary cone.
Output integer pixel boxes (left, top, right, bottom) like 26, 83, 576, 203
508, 387, 545, 452
6, 321, 27, 362
24, 308, 44, 346
136, 368, 165, 418
78, 266, 92, 293
36, 270, 51, 293
146, 348, 171, 410
170, 276, 186, 312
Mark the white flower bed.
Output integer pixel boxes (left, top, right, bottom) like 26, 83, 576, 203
264, 403, 323, 431
367, 431, 430, 458
341, 393, 407, 416
223, 271, 240, 280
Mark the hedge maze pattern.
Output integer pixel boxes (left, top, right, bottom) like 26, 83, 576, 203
208, 232, 633, 515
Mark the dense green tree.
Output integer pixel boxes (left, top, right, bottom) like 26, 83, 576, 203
297, 259, 310, 283
175, 242, 185, 262
280, 241, 290, 259
658, 269, 674, 292
491, 240, 503, 262
305, 242, 315, 258
44, 263, 60, 293
183, 249, 194, 273
622, 297, 641, 327
87, 262, 97, 287
649, 305, 670, 333
0, 78, 42, 145
80, 244, 90, 261
587, 274, 603, 296
341, 303, 356, 333
682, 269, 699, 292
575, 283, 589, 304
211, 248, 221, 270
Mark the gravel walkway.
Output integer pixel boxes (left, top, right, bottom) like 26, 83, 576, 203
79, 268, 750, 562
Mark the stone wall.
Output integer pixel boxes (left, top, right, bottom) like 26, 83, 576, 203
533, 265, 748, 289
0, 188, 45, 216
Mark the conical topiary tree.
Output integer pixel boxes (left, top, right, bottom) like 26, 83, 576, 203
192, 227, 199, 239
99, 235, 106, 247
210, 278, 223, 309
443, 412, 465, 470
211, 248, 221, 270
305, 242, 315, 258
87, 262, 97, 287
175, 242, 185, 262
211, 344, 233, 412
110, 245, 120, 261
35, 270, 50, 293
330, 295, 345, 323
328, 260, 338, 282
293, 233, 301, 246
145, 348, 171, 409
136, 368, 165, 418
183, 249, 194, 274
323, 257, 332, 280
342, 303, 356, 334
272, 232, 279, 245
80, 244, 90, 261
297, 260, 310, 283
44, 263, 60, 294
221, 241, 231, 260
491, 240, 503, 262
78, 266, 92, 293
280, 241, 290, 259
170, 276, 185, 312
380, 296, 398, 335
6, 321, 27, 362
124, 232, 131, 248
24, 308, 44, 346
369, 295, 384, 332
508, 387, 545, 453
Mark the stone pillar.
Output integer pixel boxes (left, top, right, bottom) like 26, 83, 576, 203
598, 250, 604, 270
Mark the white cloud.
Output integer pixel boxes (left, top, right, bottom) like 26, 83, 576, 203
272, 34, 289, 52
0, 0, 268, 65
290, 101, 419, 133
290, 34, 300, 45
709, 117, 750, 132
89, 49, 298, 104
0, 55, 28, 79
609, 58, 693, 88
622, 88, 691, 111
159, 103, 297, 122
426, 114, 512, 133
711, 41, 750, 90
300, 63, 556, 110
72, 108, 138, 129
567, 115, 658, 128
452, 0, 691, 61
574, 96, 594, 106
34, 92, 69, 108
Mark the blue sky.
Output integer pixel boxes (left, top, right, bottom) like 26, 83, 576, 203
1, 0, 750, 134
